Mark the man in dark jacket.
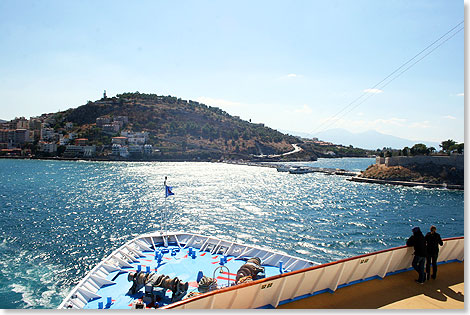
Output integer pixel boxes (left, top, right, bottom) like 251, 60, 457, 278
425, 225, 443, 280
406, 226, 427, 284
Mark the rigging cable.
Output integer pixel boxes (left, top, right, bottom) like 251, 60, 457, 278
311, 20, 464, 135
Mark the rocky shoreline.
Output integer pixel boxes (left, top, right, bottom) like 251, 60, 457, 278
354, 163, 464, 190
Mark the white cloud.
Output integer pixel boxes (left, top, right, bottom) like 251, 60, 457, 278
457, 93, 464, 96
410, 121, 431, 129
294, 104, 312, 114
443, 115, 457, 120
363, 88, 383, 94
280, 73, 303, 79
372, 117, 406, 126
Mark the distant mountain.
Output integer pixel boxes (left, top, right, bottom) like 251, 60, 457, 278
283, 128, 440, 150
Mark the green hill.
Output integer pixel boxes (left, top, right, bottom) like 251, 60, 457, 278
62, 92, 303, 160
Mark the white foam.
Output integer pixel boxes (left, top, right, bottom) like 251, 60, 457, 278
10, 283, 33, 308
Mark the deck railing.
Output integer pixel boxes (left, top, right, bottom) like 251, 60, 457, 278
164, 237, 464, 309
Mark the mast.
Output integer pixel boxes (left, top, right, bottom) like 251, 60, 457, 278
163, 176, 174, 247
163, 176, 167, 237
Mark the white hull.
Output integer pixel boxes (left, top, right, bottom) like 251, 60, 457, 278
164, 237, 464, 309
59, 233, 464, 309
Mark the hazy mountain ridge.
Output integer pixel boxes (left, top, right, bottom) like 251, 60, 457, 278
283, 128, 440, 150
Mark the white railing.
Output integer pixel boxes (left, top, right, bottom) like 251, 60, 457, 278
165, 237, 464, 309
58, 231, 314, 309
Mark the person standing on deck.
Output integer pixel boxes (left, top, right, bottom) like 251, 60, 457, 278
425, 225, 443, 280
406, 226, 427, 284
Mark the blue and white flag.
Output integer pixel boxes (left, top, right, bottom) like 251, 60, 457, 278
165, 185, 174, 198
164, 176, 174, 198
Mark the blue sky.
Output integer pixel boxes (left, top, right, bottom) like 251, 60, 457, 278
0, 0, 464, 143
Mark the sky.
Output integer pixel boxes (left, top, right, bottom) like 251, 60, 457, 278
0, 0, 465, 143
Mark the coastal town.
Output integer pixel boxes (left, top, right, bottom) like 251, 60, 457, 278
0, 113, 331, 161
0, 113, 155, 160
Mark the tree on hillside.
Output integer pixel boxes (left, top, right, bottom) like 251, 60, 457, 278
402, 146, 410, 156
440, 139, 457, 153
410, 143, 429, 156
449, 143, 464, 154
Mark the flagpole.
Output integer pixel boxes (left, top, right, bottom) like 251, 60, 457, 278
163, 176, 167, 236
163, 176, 174, 246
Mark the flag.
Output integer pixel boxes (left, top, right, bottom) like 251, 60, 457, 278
164, 176, 174, 198
165, 185, 174, 198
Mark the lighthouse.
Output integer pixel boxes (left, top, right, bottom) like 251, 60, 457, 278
103, 90, 107, 99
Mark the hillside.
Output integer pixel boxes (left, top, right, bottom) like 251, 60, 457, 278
61, 92, 302, 160
3, 92, 375, 161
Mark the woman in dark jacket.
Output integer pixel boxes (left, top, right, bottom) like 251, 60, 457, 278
425, 225, 443, 280
406, 226, 427, 284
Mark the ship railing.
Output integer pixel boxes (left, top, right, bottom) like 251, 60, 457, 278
163, 237, 464, 309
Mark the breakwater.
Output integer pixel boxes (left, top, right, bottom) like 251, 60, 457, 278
223, 160, 360, 176
376, 155, 464, 170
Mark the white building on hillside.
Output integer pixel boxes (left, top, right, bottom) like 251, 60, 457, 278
128, 145, 143, 155
119, 146, 129, 158
39, 141, 57, 153
144, 144, 153, 155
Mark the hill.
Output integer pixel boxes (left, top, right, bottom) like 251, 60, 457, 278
61, 92, 302, 161
4, 92, 375, 161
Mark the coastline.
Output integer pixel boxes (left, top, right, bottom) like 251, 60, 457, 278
0, 155, 370, 164
3, 156, 462, 191
0, 155, 217, 163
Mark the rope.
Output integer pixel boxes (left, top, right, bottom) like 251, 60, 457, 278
197, 276, 218, 293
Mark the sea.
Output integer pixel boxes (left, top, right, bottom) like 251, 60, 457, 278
0, 158, 464, 309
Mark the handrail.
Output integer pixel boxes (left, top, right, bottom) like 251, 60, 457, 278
163, 236, 464, 309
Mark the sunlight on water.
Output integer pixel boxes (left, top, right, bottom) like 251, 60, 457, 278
0, 159, 464, 308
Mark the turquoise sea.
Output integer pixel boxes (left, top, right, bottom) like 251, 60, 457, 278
0, 158, 464, 308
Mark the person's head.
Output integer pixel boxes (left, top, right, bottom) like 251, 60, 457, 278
412, 226, 420, 234
430, 225, 436, 233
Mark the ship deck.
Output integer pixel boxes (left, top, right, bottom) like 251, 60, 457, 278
82, 244, 284, 309
278, 261, 464, 309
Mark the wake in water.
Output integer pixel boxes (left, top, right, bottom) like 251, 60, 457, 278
0, 239, 68, 308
